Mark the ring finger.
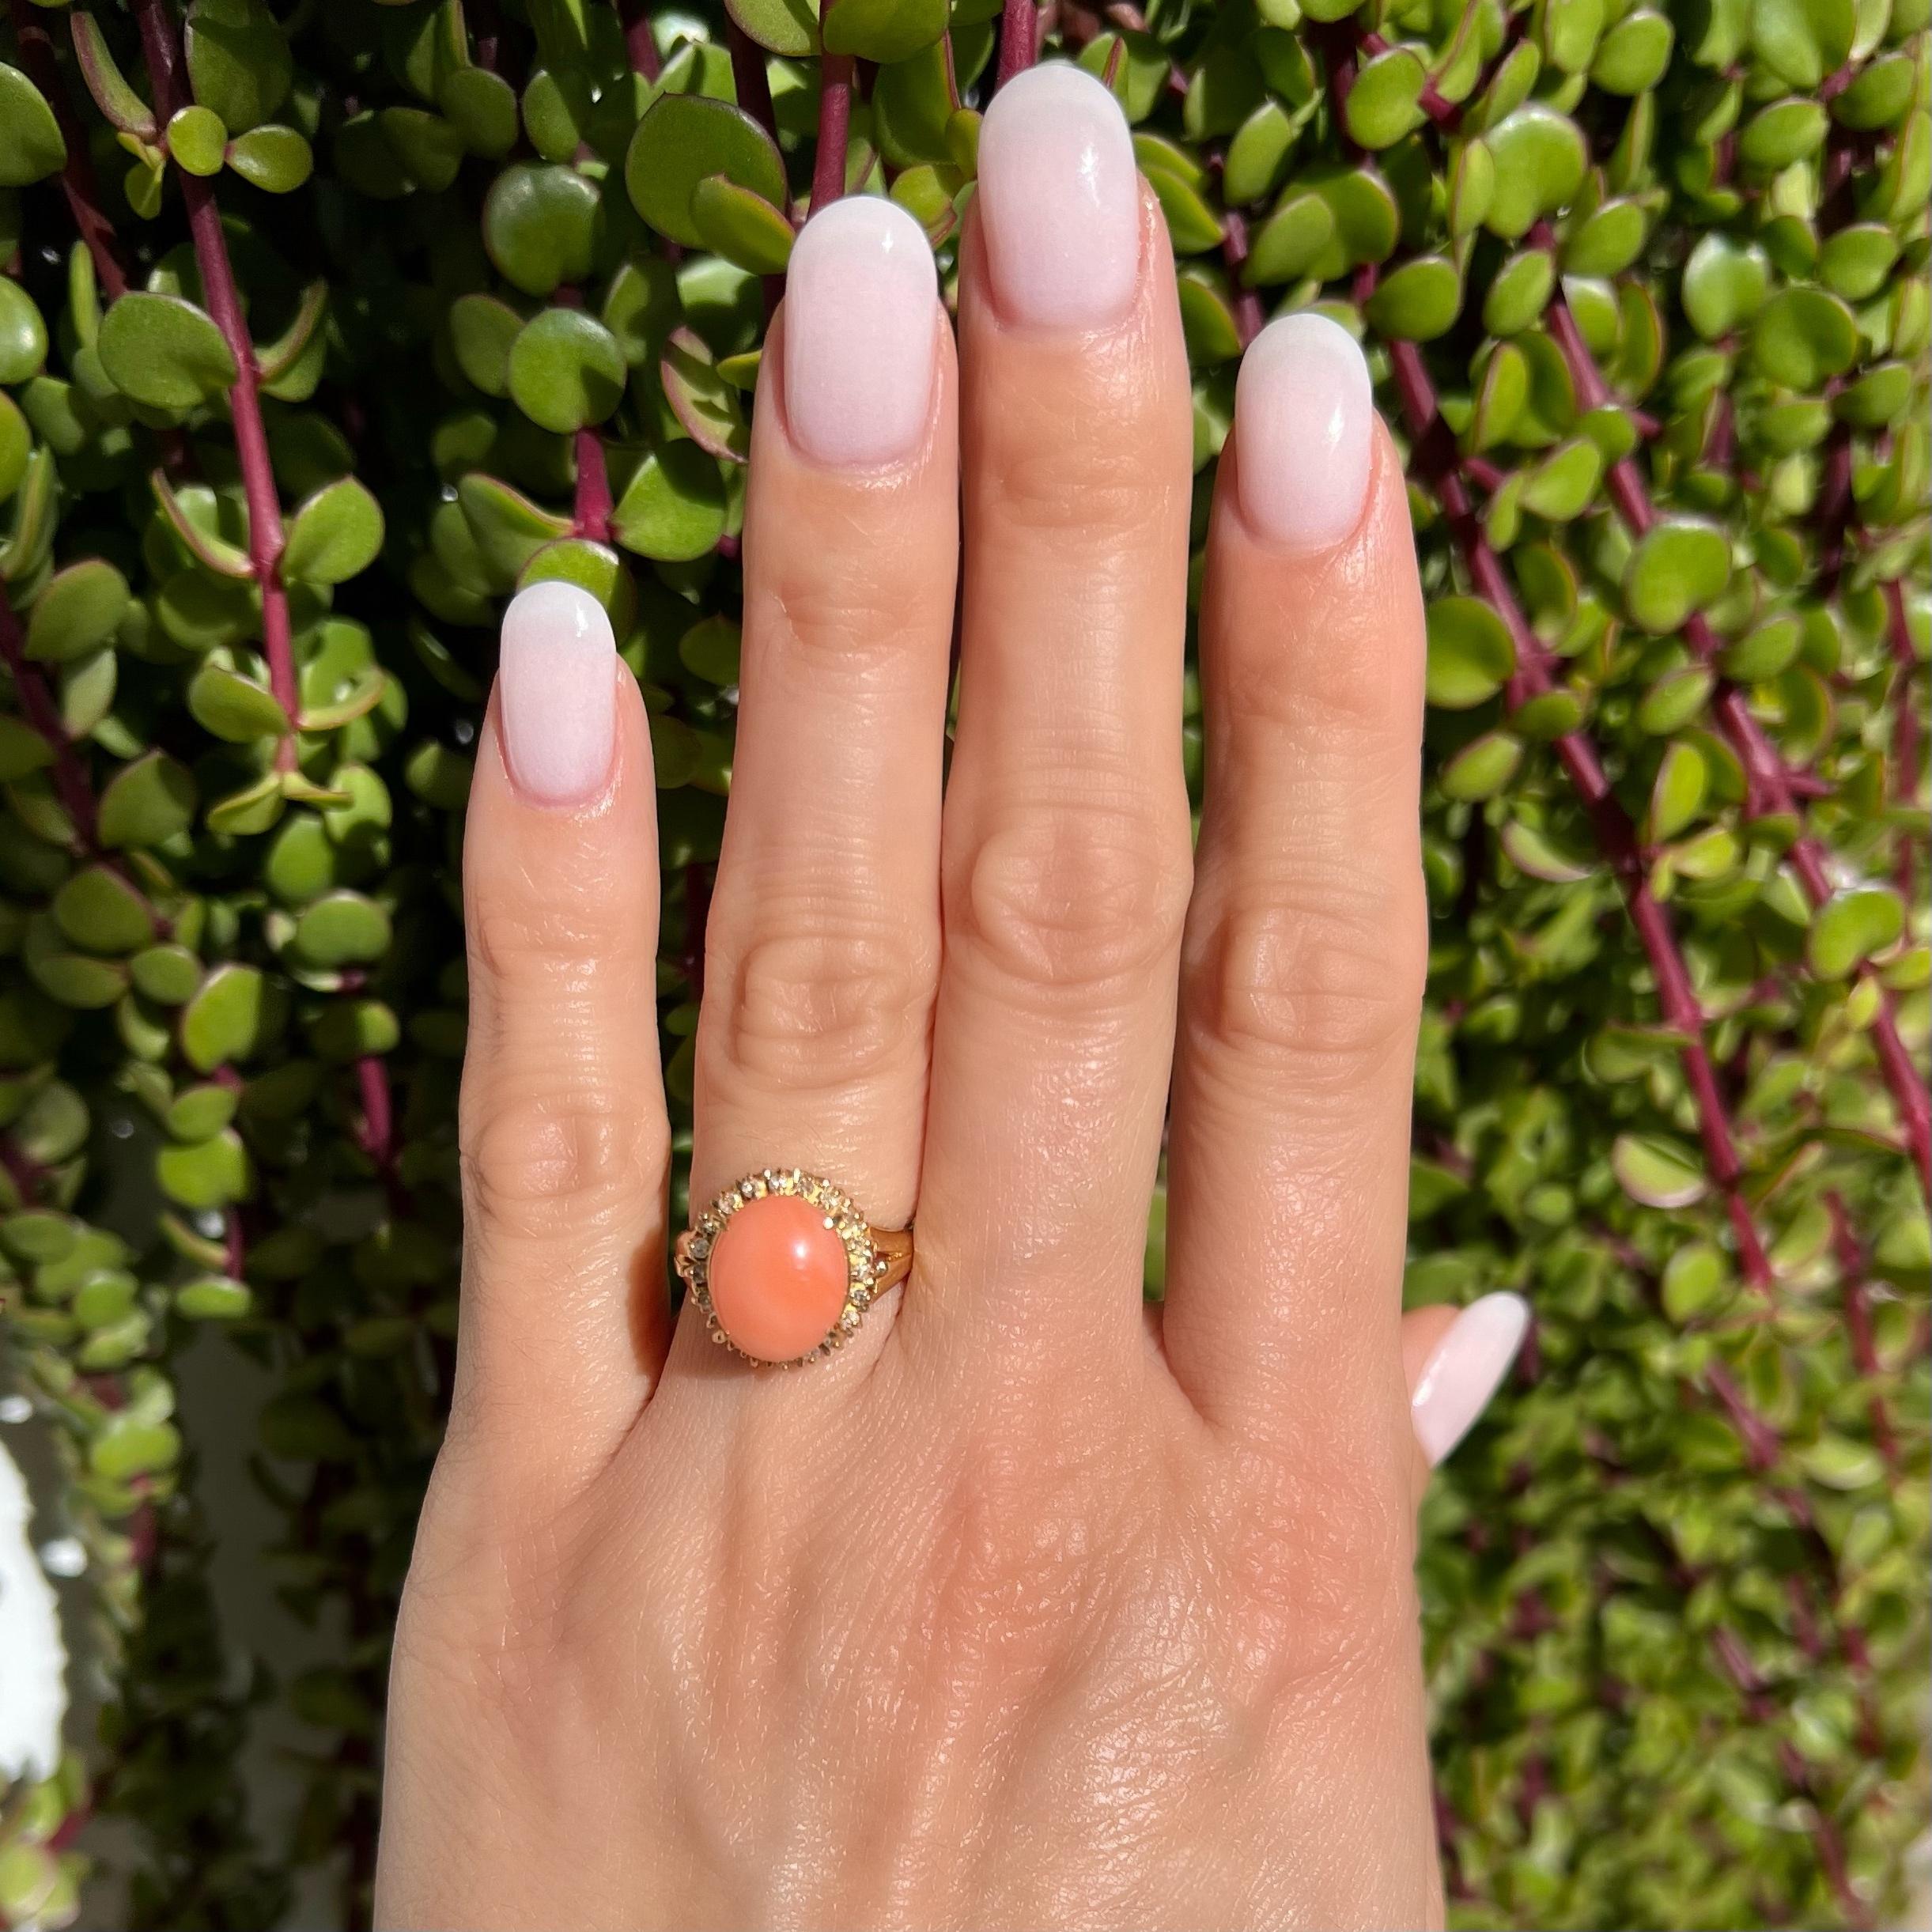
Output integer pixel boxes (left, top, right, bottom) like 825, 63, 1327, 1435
671, 196, 958, 1379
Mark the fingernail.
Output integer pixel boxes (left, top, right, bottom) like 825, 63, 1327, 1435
1234, 312, 1375, 552
785, 196, 939, 469
497, 580, 617, 807
1411, 1293, 1529, 1467
977, 63, 1140, 330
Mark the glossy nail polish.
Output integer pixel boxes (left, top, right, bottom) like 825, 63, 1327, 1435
1411, 1292, 1529, 1466
497, 580, 617, 807
1234, 312, 1375, 552
976, 63, 1140, 330
785, 195, 939, 468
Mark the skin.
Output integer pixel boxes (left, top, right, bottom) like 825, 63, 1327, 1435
377, 178, 1457, 1930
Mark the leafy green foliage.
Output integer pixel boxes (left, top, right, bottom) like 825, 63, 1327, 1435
0, 1, 1926, 1929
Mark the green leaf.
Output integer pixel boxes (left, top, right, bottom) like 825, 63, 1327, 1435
53, 867, 156, 955
1751, 285, 1860, 390
96, 293, 238, 410
726, 0, 820, 56
1798, 1435, 1883, 1492
1624, 518, 1730, 633
1610, 1132, 1707, 1209
1647, 738, 1709, 841
1243, 191, 1335, 285
0, 281, 49, 387
691, 176, 798, 274
227, 123, 313, 192
505, 308, 629, 434
1590, 8, 1673, 93
611, 440, 728, 561
291, 890, 392, 970
1807, 886, 1904, 979
1147, 166, 1225, 255
184, 0, 293, 133
282, 476, 385, 585
1753, 0, 1856, 89
440, 64, 521, 157
659, 330, 748, 462
1439, 731, 1523, 801
822, 0, 947, 62
1344, 45, 1428, 149
1484, 105, 1588, 238
70, 13, 159, 138
166, 104, 229, 176
188, 663, 291, 741
1363, 255, 1462, 340
1681, 234, 1771, 341
180, 962, 274, 1070
157, 1128, 250, 1209
624, 95, 788, 248
1426, 596, 1516, 707
25, 560, 130, 664
97, 750, 197, 849
448, 293, 525, 397
456, 472, 573, 580
0, 62, 66, 187
482, 161, 603, 297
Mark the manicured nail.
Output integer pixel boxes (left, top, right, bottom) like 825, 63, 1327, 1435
785, 196, 939, 469
1410, 1293, 1529, 1467
977, 63, 1140, 330
1234, 312, 1375, 552
497, 580, 617, 807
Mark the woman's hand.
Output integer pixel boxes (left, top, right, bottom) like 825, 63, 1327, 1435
377, 65, 1525, 1931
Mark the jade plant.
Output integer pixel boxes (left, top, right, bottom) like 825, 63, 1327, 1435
0, 0, 1926, 1924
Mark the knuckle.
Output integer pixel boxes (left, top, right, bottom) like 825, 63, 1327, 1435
757, 558, 930, 683
468, 886, 637, 1004
1186, 865, 1427, 1080
707, 907, 937, 1097
461, 1082, 663, 1250
949, 791, 1191, 998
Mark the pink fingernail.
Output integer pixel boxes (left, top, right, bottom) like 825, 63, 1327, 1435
1411, 1293, 1529, 1467
497, 580, 617, 807
977, 63, 1140, 330
785, 196, 939, 469
1235, 312, 1375, 553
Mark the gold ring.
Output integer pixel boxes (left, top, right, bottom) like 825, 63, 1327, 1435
674, 1168, 912, 1366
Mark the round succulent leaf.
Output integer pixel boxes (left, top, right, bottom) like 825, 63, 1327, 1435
448, 293, 524, 397
282, 475, 385, 584
90, 1416, 181, 1481
1446, 136, 1496, 236
1562, 199, 1647, 277
1539, 0, 1605, 72
522, 66, 595, 164
1147, 164, 1225, 255
822, 0, 946, 63
1344, 45, 1428, 149
226, 123, 313, 192
1610, 1132, 1707, 1209
188, 663, 292, 741
1484, 105, 1588, 238
1439, 731, 1524, 801
1636, 664, 1715, 735
291, 890, 393, 970
1520, 438, 1603, 520
1363, 255, 1462, 340
1818, 225, 1899, 302
176, 1276, 252, 1319
25, 560, 130, 664
456, 472, 573, 580
97, 750, 197, 849
1242, 191, 1334, 285
1738, 97, 1828, 172
1807, 886, 1905, 979
1832, 50, 1917, 130
157, 1128, 251, 1210
1590, 8, 1673, 93
0, 389, 28, 496
483, 161, 603, 297
180, 962, 274, 1071
1646, 738, 1709, 841
377, 105, 465, 192
0, 280, 50, 386
611, 440, 728, 561
688, 176, 797, 276
1751, 285, 1860, 390
0, 715, 55, 784
1482, 248, 1556, 335
624, 96, 788, 248
96, 293, 238, 410
1681, 234, 1770, 341
1176, 274, 1242, 365
0, 62, 66, 187
439, 64, 521, 156
166, 104, 229, 176
184, 0, 293, 133
1752, 0, 1856, 89
1798, 1436, 1884, 1492
130, 944, 202, 1005
660, 331, 748, 461
1223, 100, 1296, 207
1624, 517, 1731, 633
505, 308, 627, 434
726, 0, 821, 57
1426, 595, 1516, 707
53, 867, 156, 956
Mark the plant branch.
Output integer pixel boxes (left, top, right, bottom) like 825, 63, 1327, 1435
573, 426, 612, 541
616, 0, 661, 80
133, 0, 300, 766
996, 0, 1038, 88
0, 586, 100, 847
813, 51, 855, 210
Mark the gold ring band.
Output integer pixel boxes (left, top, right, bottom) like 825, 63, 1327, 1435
674, 1168, 911, 1366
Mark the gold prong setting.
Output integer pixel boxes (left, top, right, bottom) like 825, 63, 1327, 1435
675, 1168, 886, 1367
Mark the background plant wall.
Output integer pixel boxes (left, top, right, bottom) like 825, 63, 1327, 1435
0, 0, 1926, 1924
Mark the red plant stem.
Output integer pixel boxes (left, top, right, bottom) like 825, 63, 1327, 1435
573, 427, 611, 541
996, 0, 1037, 88
9, 0, 131, 299
1535, 255, 1932, 1194
814, 55, 855, 210
1828, 1193, 1900, 1469
727, 21, 779, 150
1387, 338, 1776, 1287
357, 1057, 394, 1172
617, 0, 661, 81
1216, 206, 1265, 348
0, 588, 99, 845
134, 0, 299, 764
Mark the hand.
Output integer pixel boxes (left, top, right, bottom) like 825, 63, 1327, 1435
377, 65, 1525, 1932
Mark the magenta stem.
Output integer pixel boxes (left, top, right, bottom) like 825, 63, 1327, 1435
134, 0, 299, 763
573, 428, 612, 541
996, 0, 1037, 87
814, 53, 855, 209
618, 0, 661, 80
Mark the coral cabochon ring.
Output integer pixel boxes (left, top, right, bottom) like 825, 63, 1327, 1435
674, 1170, 913, 1366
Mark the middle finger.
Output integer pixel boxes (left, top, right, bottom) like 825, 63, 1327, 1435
909, 66, 1194, 1380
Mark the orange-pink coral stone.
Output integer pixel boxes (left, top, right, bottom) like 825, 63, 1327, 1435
708, 1194, 850, 1363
